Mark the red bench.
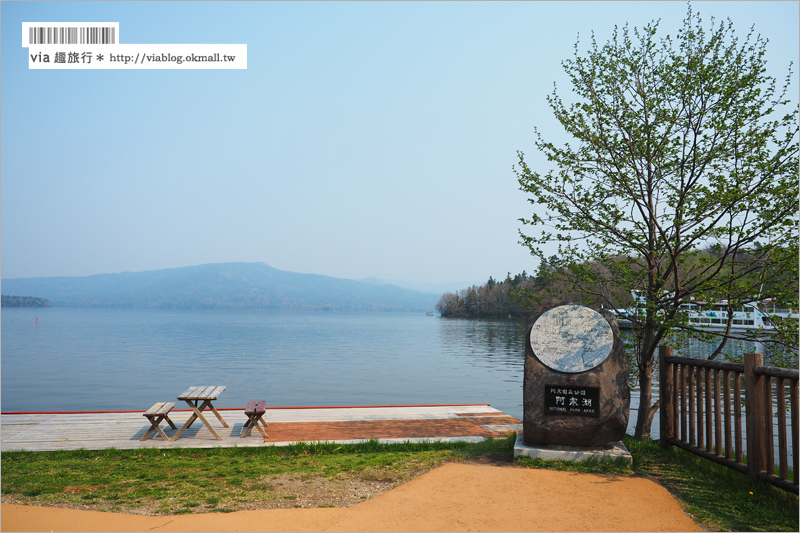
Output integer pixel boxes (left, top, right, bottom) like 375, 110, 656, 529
241, 400, 269, 438
141, 402, 177, 441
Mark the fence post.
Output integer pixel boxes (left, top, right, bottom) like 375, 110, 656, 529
659, 345, 674, 447
744, 352, 766, 478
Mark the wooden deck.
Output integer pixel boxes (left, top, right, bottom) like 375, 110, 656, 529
1, 404, 522, 452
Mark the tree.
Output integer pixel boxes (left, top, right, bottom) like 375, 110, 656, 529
514, 5, 799, 439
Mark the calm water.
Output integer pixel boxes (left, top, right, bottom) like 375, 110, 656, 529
3, 307, 793, 445
1, 308, 527, 418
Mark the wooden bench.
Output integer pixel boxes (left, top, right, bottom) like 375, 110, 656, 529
241, 400, 269, 438
141, 402, 177, 441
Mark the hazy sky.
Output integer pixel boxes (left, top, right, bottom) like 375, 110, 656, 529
2, 1, 798, 284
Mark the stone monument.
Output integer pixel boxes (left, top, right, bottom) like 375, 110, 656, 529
522, 304, 630, 448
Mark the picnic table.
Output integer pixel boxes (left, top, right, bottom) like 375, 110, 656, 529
171, 385, 228, 441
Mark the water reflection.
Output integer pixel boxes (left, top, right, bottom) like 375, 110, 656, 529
437, 317, 526, 369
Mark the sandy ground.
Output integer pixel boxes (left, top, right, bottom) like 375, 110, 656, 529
1, 463, 700, 532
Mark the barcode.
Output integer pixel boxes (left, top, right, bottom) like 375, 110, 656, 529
28, 26, 116, 45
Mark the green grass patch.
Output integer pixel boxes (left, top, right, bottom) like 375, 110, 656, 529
623, 436, 799, 532
514, 454, 634, 475
1, 438, 510, 515
2, 433, 797, 531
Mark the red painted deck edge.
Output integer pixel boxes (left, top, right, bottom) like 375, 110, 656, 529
1, 403, 491, 415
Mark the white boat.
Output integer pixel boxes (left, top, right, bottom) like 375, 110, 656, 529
614, 292, 798, 333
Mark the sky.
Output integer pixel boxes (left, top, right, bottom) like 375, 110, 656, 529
2, 1, 798, 286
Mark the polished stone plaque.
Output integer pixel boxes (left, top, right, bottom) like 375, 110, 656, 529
529, 305, 613, 373
544, 385, 600, 417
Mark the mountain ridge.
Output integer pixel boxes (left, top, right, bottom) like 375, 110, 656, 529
1, 262, 440, 312
358, 277, 479, 295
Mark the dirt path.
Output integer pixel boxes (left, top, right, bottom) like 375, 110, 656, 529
1, 463, 701, 532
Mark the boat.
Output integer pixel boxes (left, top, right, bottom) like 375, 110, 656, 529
614, 292, 798, 333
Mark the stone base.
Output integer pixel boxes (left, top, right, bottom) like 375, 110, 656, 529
513, 434, 632, 465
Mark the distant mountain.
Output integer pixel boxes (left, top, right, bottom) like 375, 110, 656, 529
1, 262, 440, 312
358, 277, 479, 295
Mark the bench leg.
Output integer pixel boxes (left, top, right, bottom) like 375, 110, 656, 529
254, 419, 268, 438
241, 413, 268, 438
152, 418, 171, 441
241, 414, 256, 437
141, 424, 156, 441
141, 415, 172, 441
241, 423, 267, 438
251, 414, 268, 438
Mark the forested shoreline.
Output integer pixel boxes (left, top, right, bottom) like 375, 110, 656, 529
436, 244, 798, 321
435, 272, 546, 319
2, 295, 52, 308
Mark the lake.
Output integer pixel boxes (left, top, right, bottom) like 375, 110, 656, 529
1, 308, 527, 417
2, 307, 790, 440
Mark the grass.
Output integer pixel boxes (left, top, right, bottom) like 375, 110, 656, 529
2, 434, 798, 531
1, 438, 512, 515
623, 436, 798, 532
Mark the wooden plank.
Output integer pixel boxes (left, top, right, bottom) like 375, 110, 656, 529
665, 355, 744, 373
688, 366, 696, 447
680, 365, 687, 442
672, 356, 679, 443
659, 346, 674, 445
202, 385, 223, 399
724, 370, 732, 461
745, 353, 767, 477
776, 377, 788, 481
177, 386, 200, 399
144, 402, 165, 416
1, 414, 56, 425
0, 427, 27, 438
754, 366, 800, 380
705, 367, 713, 453
179, 385, 216, 400
734, 372, 743, 463
765, 376, 774, 474
208, 385, 226, 399
714, 369, 722, 457
791, 379, 799, 487
192, 385, 215, 399
659, 351, 668, 442
157, 402, 176, 416
696, 367, 704, 450
189, 386, 213, 399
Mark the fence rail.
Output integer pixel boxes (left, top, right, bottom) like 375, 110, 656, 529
659, 347, 798, 494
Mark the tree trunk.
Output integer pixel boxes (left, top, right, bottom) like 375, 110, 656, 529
634, 354, 660, 439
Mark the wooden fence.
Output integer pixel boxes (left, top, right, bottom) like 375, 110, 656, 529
659, 346, 799, 494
